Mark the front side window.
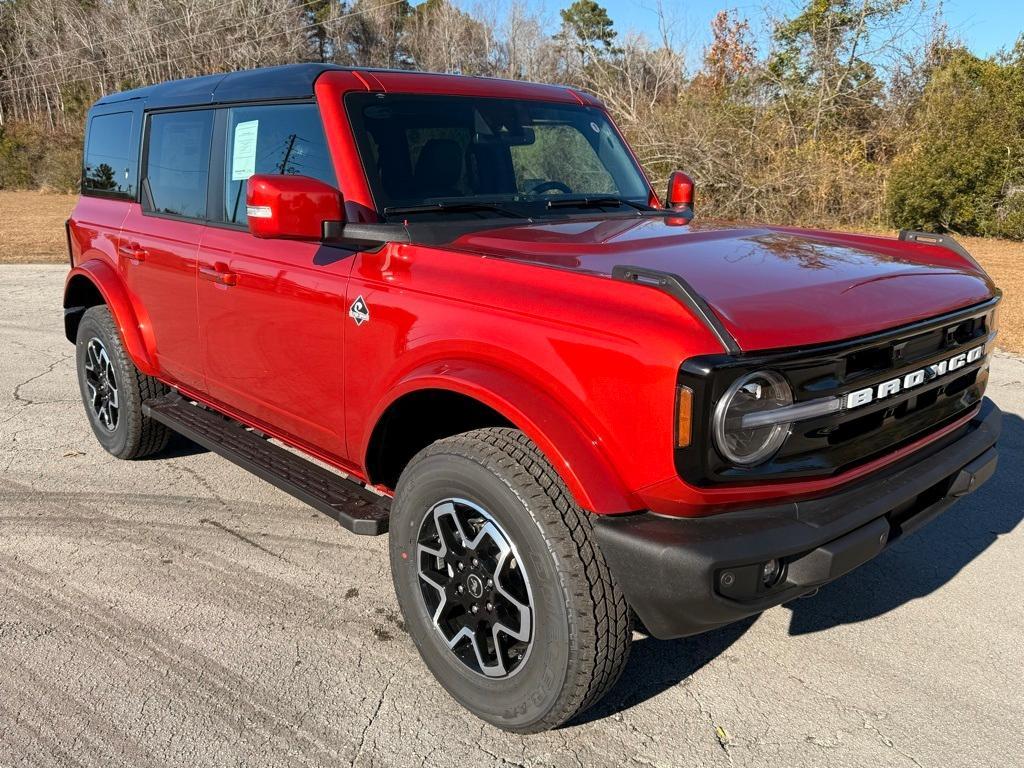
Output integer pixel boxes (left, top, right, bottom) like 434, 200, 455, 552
142, 110, 214, 219
346, 93, 651, 219
83, 111, 135, 199
222, 103, 336, 226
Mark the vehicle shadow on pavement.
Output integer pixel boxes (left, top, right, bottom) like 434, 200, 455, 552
141, 432, 209, 460
568, 616, 758, 726
784, 411, 1024, 636
571, 412, 1022, 724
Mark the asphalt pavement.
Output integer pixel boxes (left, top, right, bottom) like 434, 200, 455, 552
1, 264, 1022, 767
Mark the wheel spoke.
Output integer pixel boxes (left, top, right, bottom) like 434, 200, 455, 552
490, 548, 531, 642
433, 501, 472, 553
85, 342, 100, 372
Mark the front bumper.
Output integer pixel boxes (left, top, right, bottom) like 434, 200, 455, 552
594, 398, 1001, 639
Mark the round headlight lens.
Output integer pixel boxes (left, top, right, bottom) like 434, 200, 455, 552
713, 370, 793, 466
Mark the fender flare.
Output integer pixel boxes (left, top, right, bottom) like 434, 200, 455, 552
64, 260, 159, 376
362, 362, 641, 515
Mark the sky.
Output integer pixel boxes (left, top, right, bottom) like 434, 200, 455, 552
463, 0, 1023, 62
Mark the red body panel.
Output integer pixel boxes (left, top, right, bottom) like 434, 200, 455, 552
118, 205, 206, 389
66, 197, 158, 376
196, 227, 350, 461
65, 68, 1000, 519
446, 217, 995, 351
344, 242, 722, 512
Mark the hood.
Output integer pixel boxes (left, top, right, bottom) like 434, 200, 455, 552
446, 217, 996, 351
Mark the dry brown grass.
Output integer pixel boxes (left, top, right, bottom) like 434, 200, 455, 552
1, 191, 1020, 352
957, 236, 1022, 355
0, 191, 76, 263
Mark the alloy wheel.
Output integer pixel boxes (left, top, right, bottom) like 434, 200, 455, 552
416, 498, 534, 678
84, 337, 119, 432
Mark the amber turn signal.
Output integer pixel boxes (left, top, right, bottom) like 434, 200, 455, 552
676, 386, 693, 448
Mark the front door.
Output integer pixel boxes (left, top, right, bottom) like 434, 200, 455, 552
196, 102, 352, 462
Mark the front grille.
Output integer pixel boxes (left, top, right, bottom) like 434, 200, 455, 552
677, 299, 999, 486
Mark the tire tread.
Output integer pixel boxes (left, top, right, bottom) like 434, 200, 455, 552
413, 427, 632, 731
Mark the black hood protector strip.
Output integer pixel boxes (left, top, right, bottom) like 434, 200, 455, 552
612, 264, 742, 354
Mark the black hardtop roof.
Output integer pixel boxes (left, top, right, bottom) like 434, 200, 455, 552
91, 63, 578, 111
93, 63, 347, 109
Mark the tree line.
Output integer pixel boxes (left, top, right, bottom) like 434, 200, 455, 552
1, 0, 1022, 238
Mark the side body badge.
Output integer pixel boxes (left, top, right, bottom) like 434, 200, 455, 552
349, 295, 370, 326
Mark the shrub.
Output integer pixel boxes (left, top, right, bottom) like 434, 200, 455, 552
0, 121, 81, 192
887, 44, 1024, 238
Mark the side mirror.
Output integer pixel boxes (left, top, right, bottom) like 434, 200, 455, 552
246, 174, 343, 240
665, 171, 695, 214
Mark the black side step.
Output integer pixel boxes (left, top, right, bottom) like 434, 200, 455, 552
143, 394, 390, 535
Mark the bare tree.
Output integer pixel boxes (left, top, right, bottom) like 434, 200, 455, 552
0, 0, 998, 234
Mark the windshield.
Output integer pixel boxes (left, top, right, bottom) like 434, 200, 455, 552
345, 93, 652, 219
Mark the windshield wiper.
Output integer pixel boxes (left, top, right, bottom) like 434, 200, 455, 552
383, 201, 523, 218
544, 196, 654, 212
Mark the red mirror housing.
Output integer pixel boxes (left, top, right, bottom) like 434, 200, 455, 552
246, 174, 343, 240
666, 171, 695, 213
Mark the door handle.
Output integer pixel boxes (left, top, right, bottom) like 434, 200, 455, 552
119, 242, 147, 264
199, 264, 238, 287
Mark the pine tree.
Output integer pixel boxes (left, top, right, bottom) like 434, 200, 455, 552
557, 0, 618, 68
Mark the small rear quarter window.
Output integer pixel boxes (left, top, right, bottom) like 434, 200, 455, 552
83, 111, 136, 199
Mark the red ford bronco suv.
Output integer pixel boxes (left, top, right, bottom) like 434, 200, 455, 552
65, 64, 1001, 732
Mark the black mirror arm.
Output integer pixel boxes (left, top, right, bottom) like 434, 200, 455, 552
321, 221, 412, 247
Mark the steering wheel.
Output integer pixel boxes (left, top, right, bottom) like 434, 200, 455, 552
530, 180, 573, 195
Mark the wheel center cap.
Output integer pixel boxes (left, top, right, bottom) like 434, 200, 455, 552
466, 573, 484, 599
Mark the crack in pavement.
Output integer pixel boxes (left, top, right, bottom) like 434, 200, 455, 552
350, 670, 396, 767
199, 517, 290, 562
170, 461, 232, 510
11, 354, 71, 406
686, 685, 733, 764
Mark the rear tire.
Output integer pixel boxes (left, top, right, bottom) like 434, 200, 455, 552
75, 305, 170, 459
389, 427, 632, 733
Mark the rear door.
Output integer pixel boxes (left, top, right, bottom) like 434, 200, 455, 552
119, 108, 214, 391
196, 102, 352, 462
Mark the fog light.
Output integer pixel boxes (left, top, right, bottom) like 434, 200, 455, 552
761, 559, 782, 588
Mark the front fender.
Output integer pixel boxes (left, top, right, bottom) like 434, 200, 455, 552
64, 260, 158, 376
362, 361, 642, 515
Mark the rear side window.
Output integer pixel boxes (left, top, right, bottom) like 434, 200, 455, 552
142, 110, 214, 219
83, 111, 136, 199
222, 103, 336, 226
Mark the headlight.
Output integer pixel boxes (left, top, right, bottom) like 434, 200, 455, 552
713, 370, 793, 466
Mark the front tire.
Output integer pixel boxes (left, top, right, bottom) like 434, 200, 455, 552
389, 428, 632, 732
75, 305, 170, 459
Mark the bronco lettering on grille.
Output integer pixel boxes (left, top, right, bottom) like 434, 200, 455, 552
844, 345, 985, 410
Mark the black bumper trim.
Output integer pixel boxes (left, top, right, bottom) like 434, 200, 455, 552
594, 398, 1001, 639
